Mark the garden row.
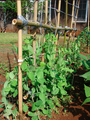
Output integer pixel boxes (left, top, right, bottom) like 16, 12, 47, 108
0, 27, 90, 120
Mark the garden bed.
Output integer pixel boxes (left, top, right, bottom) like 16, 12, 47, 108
0, 39, 90, 120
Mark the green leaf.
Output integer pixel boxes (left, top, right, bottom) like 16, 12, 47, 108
0, 104, 3, 108
4, 81, 9, 88
37, 78, 45, 85
27, 72, 35, 81
31, 116, 39, 120
39, 93, 45, 102
28, 111, 37, 117
87, 55, 90, 59
4, 110, 12, 120
79, 54, 88, 60
84, 85, 90, 97
13, 89, 18, 97
12, 108, 18, 117
32, 103, 37, 111
42, 109, 48, 115
82, 97, 90, 105
21, 61, 28, 71
50, 70, 55, 78
62, 67, 74, 73
9, 72, 15, 79
4, 86, 11, 92
7, 104, 13, 109
1, 88, 9, 97
2, 97, 8, 105
23, 84, 29, 91
35, 100, 43, 107
23, 103, 28, 112
80, 71, 90, 80
11, 87, 15, 93
40, 62, 45, 67
60, 87, 67, 95
28, 45, 33, 54
82, 61, 90, 69
52, 86, 59, 95
36, 67, 44, 79
39, 85, 47, 93
24, 39, 30, 44
11, 79, 17, 87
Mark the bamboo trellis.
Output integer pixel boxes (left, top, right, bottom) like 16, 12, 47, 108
12, 0, 81, 119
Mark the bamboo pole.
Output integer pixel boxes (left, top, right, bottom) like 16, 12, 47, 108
12, 19, 74, 31
17, 0, 23, 119
33, 0, 38, 66
64, 0, 68, 43
54, 0, 61, 59
74, 0, 80, 28
56, 0, 61, 44
88, 0, 90, 53
45, 0, 48, 24
42, 0, 48, 62
72, 0, 80, 41
68, 0, 75, 45
71, 0, 75, 31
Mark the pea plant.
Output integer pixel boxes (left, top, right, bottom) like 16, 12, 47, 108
77, 27, 90, 51
79, 54, 90, 105
0, 33, 81, 120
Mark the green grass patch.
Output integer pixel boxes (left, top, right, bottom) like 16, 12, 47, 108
0, 33, 31, 45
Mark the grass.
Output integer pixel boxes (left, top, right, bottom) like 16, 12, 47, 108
0, 33, 31, 45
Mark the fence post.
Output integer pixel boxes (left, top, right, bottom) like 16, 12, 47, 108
17, 0, 23, 119
33, 0, 38, 66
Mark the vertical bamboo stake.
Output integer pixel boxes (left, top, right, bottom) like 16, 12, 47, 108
49, 0, 51, 25
71, 0, 75, 32
42, 0, 48, 62
88, 0, 89, 53
45, 0, 48, 25
72, 0, 80, 41
64, 0, 68, 43
54, 0, 61, 58
56, 0, 61, 44
17, 0, 23, 119
33, 0, 38, 66
68, 0, 75, 45
74, 0, 80, 29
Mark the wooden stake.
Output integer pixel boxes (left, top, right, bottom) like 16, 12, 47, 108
56, 0, 61, 44
33, 0, 38, 66
88, 0, 89, 53
71, 0, 75, 31
54, 0, 61, 58
64, 0, 68, 44
17, 0, 23, 119
42, 0, 48, 62
72, 0, 80, 41
68, 0, 75, 45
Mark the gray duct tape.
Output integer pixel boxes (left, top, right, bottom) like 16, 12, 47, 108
39, 23, 42, 27
51, 26, 53, 29
73, 28, 77, 31
17, 15, 28, 26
